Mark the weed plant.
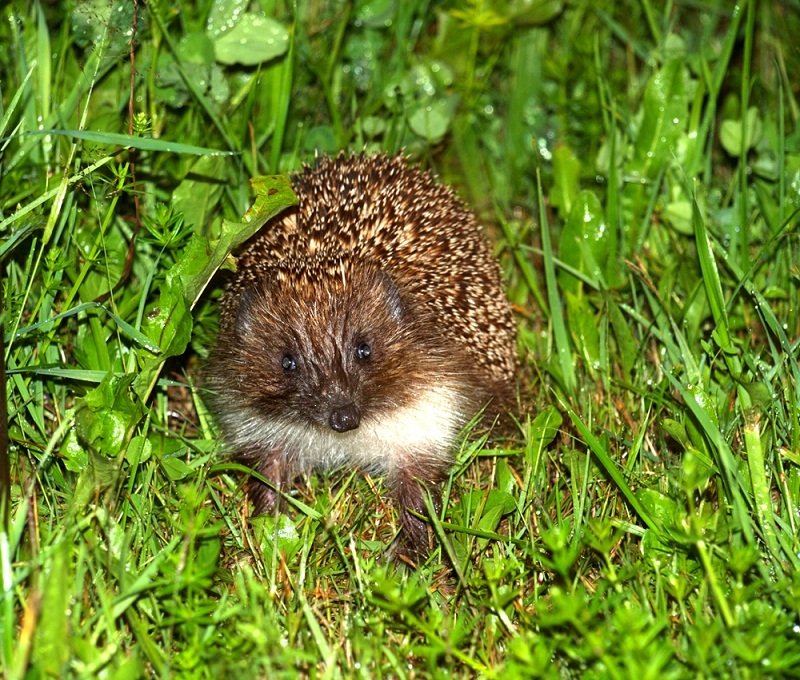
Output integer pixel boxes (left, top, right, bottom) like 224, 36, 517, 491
2, 0, 800, 677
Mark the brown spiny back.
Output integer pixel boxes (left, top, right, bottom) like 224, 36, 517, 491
220, 153, 516, 396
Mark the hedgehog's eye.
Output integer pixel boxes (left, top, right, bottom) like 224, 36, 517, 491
356, 342, 372, 360
281, 354, 297, 371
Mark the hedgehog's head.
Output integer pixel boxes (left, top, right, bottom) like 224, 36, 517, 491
224, 257, 447, 433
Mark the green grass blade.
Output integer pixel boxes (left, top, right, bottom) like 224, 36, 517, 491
0, 63, 36, 141
43, 129, 238, 156
0, 156, 114, 236
692, 193, 730, 350
8, 301, 160, 355
5, 367, 110, 383
737, 0, 756, 270
538, 168, 576, 395
666, 373, 755, 546
561, 400, 661, 538
743, 417, 795, 569
268, 23, 295, 173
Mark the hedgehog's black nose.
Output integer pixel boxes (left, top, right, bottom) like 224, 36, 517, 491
329, 403, 361, 432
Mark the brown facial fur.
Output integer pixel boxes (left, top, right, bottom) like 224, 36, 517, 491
208, 153, 516, 560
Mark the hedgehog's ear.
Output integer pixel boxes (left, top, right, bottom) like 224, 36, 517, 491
378, 271, 404, 321
235, 286, 257, 336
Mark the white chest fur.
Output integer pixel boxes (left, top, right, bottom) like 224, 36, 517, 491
222, 384, 469, 474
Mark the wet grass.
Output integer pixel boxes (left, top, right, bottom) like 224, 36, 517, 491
2, 0, 800, 677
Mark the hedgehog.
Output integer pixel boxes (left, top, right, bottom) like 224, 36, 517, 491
208, 153, 516, 559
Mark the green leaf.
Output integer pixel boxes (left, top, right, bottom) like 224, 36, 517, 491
71, 0, 137, 60
681, 446, 715, 495
31, 540, 71, 675
744, 419, 793, 568
495, 458, 516, 496
460, 489, 517, 517
523, 406, 562, 483
153, 52, 197, 108
565, 292, 601, 373
244, 175, 299, 243
559, 190, 608, 294
720, 107, 763, 157
508, 0, 563, 26
529, 406, 562, 449
407, 98, 454, 142
634, 488, 678, 533
741, 380, 773, 410
627, 58, 688, 180
607, 300, 636, 382
176, 32, 215, 66
172, 156, 226, 231
75, 374, 144, 458
661, 418, 690, 448
126, 435, 153, 466
161, 456, 192, 481
206, 0, 249, 38
9, 300, 164, 357
109, 656, 145, 680
60, 429, 89, 472
662, 199, 693, 235
638, 488, 681, 556
134, 175, 298, 401
71, 449, 123, 512
253, 514, 304, 564
355, 0, 395, 28
477, 504, 506, 536
141, 289, 193, 363
213, 14, 289, 66
550, 143, 581, 216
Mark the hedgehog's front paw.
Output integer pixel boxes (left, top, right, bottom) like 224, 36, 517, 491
390, 470, 444, 563
246, 449, 295, 516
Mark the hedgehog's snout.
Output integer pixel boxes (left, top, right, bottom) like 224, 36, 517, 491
329, 402, 361, 432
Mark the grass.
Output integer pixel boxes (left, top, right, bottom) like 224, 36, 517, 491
2, 0, 800, 677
